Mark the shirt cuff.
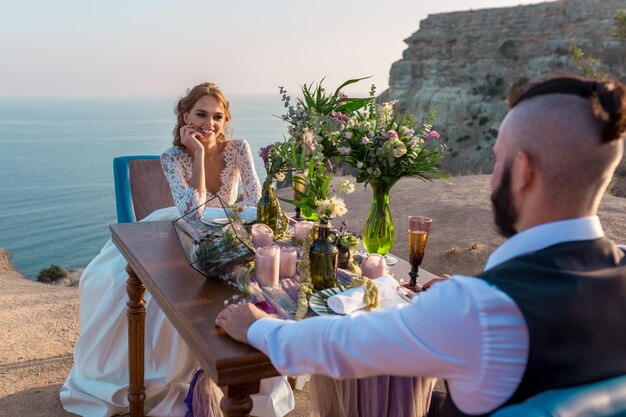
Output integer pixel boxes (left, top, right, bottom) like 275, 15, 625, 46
247, 317, 289, 354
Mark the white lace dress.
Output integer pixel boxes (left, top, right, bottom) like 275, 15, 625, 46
61, 140, 295, 417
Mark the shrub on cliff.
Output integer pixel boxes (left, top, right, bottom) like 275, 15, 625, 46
36, 264, 69, 284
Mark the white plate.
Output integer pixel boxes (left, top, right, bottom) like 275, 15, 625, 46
309, 285, 411, 316
200, 217, 229, 226
308, 288, 343, 315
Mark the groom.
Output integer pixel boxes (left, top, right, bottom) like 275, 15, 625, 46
216, 75, 626, 416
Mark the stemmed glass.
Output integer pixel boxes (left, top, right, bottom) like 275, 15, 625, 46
407, 216, 432, 289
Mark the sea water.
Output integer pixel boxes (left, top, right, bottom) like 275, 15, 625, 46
0, 95, 285, 279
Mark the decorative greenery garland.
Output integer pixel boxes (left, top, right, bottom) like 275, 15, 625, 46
295, 226, 318, 320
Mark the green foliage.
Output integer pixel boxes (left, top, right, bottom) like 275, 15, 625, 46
614, 9, 626, 39
498, 40, 519, 61
36, 264, 68, 284
471, 74, 506, 99
568, 9, 625, 79
478, 116, 490, 126
568, 42, 608, 79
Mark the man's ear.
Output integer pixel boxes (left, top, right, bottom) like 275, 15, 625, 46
511, 150, 534, 192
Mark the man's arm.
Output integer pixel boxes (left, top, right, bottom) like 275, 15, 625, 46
216, 277, 527, 382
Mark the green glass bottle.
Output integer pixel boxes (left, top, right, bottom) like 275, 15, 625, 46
309, 221, 338, 291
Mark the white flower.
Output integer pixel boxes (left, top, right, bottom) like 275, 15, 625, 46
338, 146, 351, 155
315, 196, 348, 220
357, 161, 363, 168
344, 131, 353, 139
361, 136, 369, 145
339, 180, 355, 194
302, 130, 315, 152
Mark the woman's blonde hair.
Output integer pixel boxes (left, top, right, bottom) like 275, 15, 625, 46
172, 82, 232, 146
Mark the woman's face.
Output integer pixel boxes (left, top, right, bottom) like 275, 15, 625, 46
185, 95, 225, 143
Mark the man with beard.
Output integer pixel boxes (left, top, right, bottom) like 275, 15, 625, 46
216, 75, 626, 416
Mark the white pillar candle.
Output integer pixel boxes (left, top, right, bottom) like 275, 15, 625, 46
279, 247, 298, 279
361, 253, 387, 279
293, 221, 315, 242
255, 245, 280, 287
251, 223, 274, 249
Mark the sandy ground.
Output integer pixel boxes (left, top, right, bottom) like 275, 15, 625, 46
1, 174, 624, 417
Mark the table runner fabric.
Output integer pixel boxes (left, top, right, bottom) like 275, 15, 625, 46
310, 375, 436, 417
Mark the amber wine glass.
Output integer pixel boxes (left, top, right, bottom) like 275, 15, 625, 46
408, 216, 432, 289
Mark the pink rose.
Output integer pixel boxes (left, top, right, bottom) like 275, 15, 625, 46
426, 130, 440, 141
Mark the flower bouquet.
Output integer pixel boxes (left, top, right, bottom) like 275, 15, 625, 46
278, 77, 372, 220
339, 87, 447, 255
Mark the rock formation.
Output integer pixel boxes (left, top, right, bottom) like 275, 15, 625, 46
382, 0, 626, 195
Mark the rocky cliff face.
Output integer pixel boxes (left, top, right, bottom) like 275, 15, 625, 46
382, 0, 626, 194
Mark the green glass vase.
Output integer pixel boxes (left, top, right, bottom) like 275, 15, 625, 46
257, 184, 289, 236
363, 179, 397, 256
309, 221, 338, 291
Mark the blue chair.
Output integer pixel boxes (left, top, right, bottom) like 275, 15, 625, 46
492, 375, 626, 417
113, 155, 174, 223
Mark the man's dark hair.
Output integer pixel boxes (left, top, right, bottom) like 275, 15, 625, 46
507, 74, 626, 143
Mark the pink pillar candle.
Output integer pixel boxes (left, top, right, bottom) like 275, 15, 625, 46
279, 247, 298, 279
361, 254, 387, 279
255, 245, 280, 287
251, 223, 274, 249
293, 221, 315, 242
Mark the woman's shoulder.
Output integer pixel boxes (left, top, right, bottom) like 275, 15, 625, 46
226, 138, 249, 147
161, 145, 189, 160
225, 139, 253, 154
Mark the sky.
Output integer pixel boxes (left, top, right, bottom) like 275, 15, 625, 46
1, 0, 549, 97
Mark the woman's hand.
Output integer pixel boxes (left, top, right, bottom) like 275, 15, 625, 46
180, 123, 204, 154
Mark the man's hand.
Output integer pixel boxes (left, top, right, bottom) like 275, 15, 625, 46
215, 303, 269, 344
422, 274, 451, 290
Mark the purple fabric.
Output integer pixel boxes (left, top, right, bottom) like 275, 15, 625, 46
255, 300, 277, 314
184, 369, 205, 417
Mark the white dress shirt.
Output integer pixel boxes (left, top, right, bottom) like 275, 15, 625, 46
248, 216, 606, 414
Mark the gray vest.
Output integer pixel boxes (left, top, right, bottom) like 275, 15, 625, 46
442, 238, 626, 416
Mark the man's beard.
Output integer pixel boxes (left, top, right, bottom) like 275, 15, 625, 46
491, 164, 518, 238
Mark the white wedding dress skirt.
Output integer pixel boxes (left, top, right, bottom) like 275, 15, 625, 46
60, 207, 295, 417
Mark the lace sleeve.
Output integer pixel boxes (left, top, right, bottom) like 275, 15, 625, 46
160, 149, 205, 215
236, 140, 262, 206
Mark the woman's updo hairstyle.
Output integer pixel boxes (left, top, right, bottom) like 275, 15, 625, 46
172, 82, 232, 146
507, 74, 626, 144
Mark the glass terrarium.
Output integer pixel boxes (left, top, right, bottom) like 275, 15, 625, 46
173, 196, 255, 278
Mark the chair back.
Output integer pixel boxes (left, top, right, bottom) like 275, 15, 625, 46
491, 375, 626, 417
113, 155, 175, 223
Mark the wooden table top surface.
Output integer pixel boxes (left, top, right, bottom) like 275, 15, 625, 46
110, 220, 438, 386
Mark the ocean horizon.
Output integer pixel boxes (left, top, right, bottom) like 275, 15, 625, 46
0, 95, 285, 279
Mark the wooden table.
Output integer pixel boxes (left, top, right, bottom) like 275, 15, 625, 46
111, 220, 438, 417
111, 220, 279, 417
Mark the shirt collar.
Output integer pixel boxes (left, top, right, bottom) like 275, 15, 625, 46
484, 216, 604, 271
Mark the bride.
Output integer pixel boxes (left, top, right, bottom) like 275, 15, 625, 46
61, 83, 295, 417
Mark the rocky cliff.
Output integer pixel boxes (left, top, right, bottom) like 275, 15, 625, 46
382, 0, 626, 195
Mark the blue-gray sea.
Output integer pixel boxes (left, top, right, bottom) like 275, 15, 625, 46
0, 96, 285, 279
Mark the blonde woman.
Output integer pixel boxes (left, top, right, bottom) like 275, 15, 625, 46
61, 83, 294, 417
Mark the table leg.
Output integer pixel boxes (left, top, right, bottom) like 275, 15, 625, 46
220, 381, 260, 417
126, 264, 146, 417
